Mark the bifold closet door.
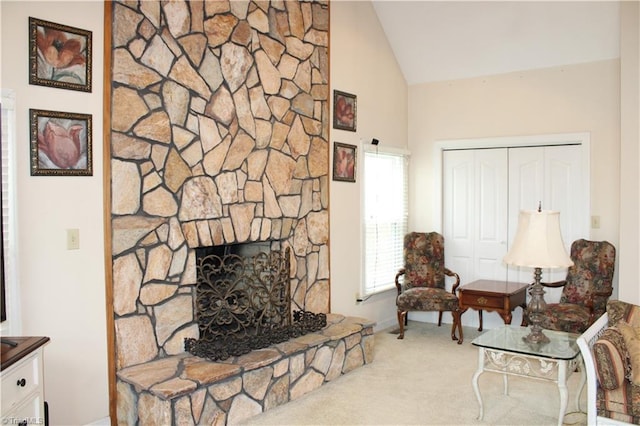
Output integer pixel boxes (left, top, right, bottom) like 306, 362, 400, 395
444, 144, 586, 287
443, 148, 509, 284
507, 144, 586, 291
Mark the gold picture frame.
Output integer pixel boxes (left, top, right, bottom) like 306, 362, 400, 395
30, 109, 93, 176
29, 17, 92, 92
333, 142, 357, 182
333, 90, 357, 132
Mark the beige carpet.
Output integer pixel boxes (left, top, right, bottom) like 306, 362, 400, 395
240, 321, 587, 426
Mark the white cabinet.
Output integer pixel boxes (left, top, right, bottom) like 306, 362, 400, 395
1, 337, 49, 426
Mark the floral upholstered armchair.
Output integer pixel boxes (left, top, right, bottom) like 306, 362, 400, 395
395, 232, 462, 341
536, 239, 616, 334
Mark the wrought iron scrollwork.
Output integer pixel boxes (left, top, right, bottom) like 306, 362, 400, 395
185, 309, 327, 361
185, 246, 327, 361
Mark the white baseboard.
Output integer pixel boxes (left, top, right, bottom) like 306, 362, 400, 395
84, 417, 110, 425
373, 317, 397, 332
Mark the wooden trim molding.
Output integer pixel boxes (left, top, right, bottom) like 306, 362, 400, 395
102, 2, 116, 424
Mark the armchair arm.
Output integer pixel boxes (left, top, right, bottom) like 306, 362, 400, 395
540, 279, 611, 323
395, 268, 406, 295
539, 280, 567, 288
444, 268, 461, 294
592, 327, 629, 390
584, 289, 613, 323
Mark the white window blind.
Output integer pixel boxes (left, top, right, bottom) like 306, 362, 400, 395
1, 89, 18, 333
363, 148, 408, 295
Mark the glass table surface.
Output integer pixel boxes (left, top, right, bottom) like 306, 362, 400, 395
471, 326, 580, 360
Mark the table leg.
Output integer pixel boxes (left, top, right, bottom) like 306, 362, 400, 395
503, 373, 509, 395
557, 360, 569, 426
499, 311, 513, 325
478, 310, 483, 331
576, 356, 586, 412
472, 349, 485, 420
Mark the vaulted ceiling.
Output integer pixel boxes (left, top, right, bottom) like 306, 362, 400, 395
372, 1, 621, 85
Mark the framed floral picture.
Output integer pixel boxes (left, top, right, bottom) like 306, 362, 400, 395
29, 17, 92, 92
333, 90, 356, 132
30, 109, 92, 176
333, 142, 356, 182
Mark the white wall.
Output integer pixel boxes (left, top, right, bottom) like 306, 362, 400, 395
0, 2, 108, 425
619, 0, 640, 305
329, 1, 408, 331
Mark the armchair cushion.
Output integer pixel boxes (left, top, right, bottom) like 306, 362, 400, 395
617, 321, 640, 386
403, 232, 446, 290
396, 287, 459, 312
559, 239, 615, 317
540, 303, 591, 334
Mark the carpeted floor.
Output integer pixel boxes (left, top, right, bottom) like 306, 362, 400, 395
240, 321, 587, 426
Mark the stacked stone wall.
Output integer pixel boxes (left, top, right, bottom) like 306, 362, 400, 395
110, 0, 330, 374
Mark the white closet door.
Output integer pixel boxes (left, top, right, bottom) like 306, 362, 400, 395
507, 145, 586, 297
443, 149, 508, 284
507, 147, 544, 284
545, 145, 587, 245
443, 150, 474, 281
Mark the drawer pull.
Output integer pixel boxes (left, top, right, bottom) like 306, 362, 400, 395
16, 378, 26, 387
477, 297, 488, 305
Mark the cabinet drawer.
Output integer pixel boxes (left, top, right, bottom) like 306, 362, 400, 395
461, 293, 503, 309
1, 393, 44, 425
1, 351, 40, 411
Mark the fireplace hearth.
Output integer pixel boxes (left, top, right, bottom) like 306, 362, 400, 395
185, 245, 327, 361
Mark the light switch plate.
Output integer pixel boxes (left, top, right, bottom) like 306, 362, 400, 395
67, 228, 80, 250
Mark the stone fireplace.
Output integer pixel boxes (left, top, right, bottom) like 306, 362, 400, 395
108, 1, 374, 424
110, 0, 331, 369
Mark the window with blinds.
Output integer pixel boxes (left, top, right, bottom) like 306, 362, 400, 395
363, 148, 408, 295
1, 90, 16, 329
1, 99, 5, 322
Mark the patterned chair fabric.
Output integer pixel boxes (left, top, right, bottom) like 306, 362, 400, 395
395, 232, 462, 342
538, 239, 616, 334
591, 300, 640, 423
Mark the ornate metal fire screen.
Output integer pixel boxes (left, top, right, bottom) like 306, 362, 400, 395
185, 246, 326, 361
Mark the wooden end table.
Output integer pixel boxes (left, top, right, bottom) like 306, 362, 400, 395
456, 279, 529, 344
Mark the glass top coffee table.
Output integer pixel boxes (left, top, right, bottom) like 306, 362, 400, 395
471, 326, 585, 426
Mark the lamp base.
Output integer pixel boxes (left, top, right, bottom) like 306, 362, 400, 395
524, 267, 550, 345
522, 327, 550, 345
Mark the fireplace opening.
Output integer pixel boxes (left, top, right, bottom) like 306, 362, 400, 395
185, 243, 326, 361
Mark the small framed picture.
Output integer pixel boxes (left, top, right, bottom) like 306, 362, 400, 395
333, 90, 357, 132
333, 142, 357, 182
30, 109, 92, 176
29, 17, 92, 92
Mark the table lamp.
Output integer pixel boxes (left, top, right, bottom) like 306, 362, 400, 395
503, 208, 573, 344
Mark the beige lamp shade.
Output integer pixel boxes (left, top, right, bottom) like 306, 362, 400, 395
503, 210, 574, 268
